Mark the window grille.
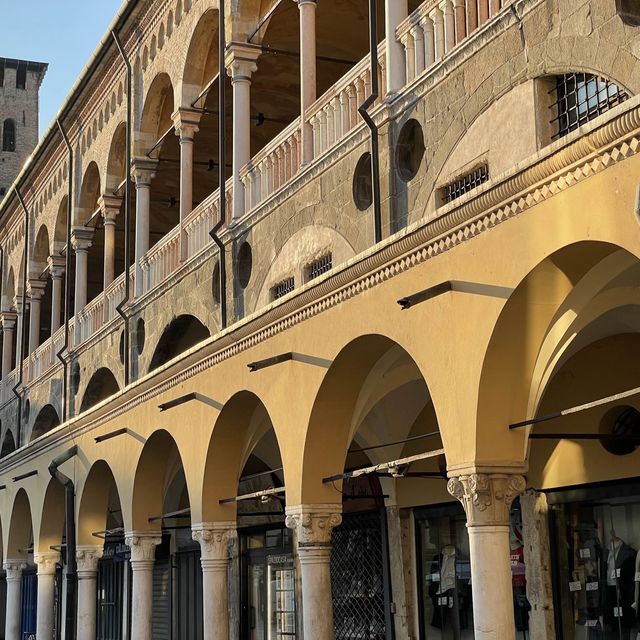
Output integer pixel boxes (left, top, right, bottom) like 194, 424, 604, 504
272, 277, 295, 300
551, 73, 629, 139
443, 164, 489, 204
307, 254, 333, 281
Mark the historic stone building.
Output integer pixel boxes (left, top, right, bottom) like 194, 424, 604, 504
0, 0, 639, 638
0, 58, 48, 199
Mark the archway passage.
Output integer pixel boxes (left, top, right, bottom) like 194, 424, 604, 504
148, 314, 210, 372
30, 404, 61, 441
31, 224, 53, 345
80, 367, 120, 413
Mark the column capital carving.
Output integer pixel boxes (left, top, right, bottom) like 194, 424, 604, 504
76, 545, 104, 575
3, 560, 26, 581
1, 310, 17, 330
71, 227, 94, 253
172, 108, 202, 142
98, 194, 123, 224
285, 504, 342, 547
192, 521, 236, 561
34, 551, 60, 575
125, 531, 161, 563
294, 0, 318, 6
26, 278, 47, 300
131, 157, 159, 187
447, 473, 526, 527
47, 255, 66, 279
225, 43, 261, 82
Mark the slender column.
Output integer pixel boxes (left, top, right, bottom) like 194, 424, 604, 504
385, 0, 408, 95
98, 195, 123, 288
285, 505, 342, 640
431, 7, 445, 61
71, 228, 94, 315
34, 552, 59, 640
296, 0, 318, 164
76, 545, 104, 640
453, 0, 467, 43
192, 522, 236, 640
466, 0, 479, 32
132, 159, 158, 297
47, 256, 65, 336
27, 279, 46, 355
448, 472, 526, 640
478, 0, 490, 24
225, 44, 260, 221
4, 560, 26, 640
1, 312, 17, 377
441, 0, 456, 52
126, 532, 161, 640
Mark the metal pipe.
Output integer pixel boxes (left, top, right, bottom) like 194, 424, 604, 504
209, 2, 227, 330
359, 0, 382, 244
56, 120, 73, 423
219, 486, 286, 505
112, 30, 132, 387
49, 445, 78, 640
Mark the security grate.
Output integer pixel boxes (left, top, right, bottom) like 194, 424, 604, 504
551, 73, 628, 139
331, 511, 390, 640
443, 164, 489, 204
307, 254, 333, 281
272, 277, 295, 300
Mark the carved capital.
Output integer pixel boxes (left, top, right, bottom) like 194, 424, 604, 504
125, 532, 161, 563
192, 521, 235, 561
47, 255, 65, 279
285, 504, 342, 547
172, 108, 201, 142
131, 157, 158, 187
34, 551, 60, 575
26, 278, 47, 300
447, 473, 526, 527
76, 545, 103, 575
225, 43, 261, 82
1, 311, 17, 331
4, 560, 26, 582
98, 194, 123, 224
71, 227, 94, 253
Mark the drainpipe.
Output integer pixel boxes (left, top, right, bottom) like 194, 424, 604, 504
112, 30, 132, 386
13, 188, 30, 447
49, 445, 78, 640
360, 0, 383, 244
56, 120, 73, 423
209, 2, 227, 329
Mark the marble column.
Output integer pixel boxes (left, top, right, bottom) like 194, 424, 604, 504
1, 311, 17, 377
126, 532, 161, 640
192, 522, 236, 640
27, 279, 46, 355
447, 472, 526, 640
226, 44, 260, 221
295, 0, 318, 164
132, 159, 158, 297
76, 545, 104, 640
285, 504, 342, 640
4, 560, 26, 640
98, 194, 123, 288
71, 227, 94, 315
47, 255, 65, 337
13, 296, 24, 370
34, 551, 60, 640
385, 0, 408, 95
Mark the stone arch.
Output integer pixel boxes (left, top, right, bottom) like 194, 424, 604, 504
77, 161, 101, 226
3, 265, 15, 310
29, 404, 61, 442
31, 223, 51, 277
37, 478, 65, 553
105, 122, 127, 195
138, 72, 175, 155
148, 313, 210, 373
7, 488, 33, 560
53, 195, 68, 254
79, 367, 120, 413
1, 430, 16, 458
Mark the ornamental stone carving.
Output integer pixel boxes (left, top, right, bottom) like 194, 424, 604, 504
447, 473, 526, 527
125, 532, 162, 563
34, 552, 60, 575
285, 505, 342, 547
76, 545, 104, 575
192, 522, 236, 561
3, 560, 26, 582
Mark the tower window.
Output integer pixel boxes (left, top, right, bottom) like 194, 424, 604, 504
16, 62, 26, 90
550, 73, 629, 139
2, 119, 16, 152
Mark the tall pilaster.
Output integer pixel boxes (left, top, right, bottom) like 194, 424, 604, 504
76, 545, 104, 640
192, 522, 236, 640
285, 504, 342, 640
447, 472, 526, 640
4, 560, 26, 640
1, 311, 17, 377
98, 194, 123, 288
71, 227, 94, 315
385, 0, 408, 95
27, 279, 47, 354
34, 551, 60, 640
132, 159, 158, 297
295, 0, 318, 164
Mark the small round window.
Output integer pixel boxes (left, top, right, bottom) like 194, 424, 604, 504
353, 152, 373, 211
396, 119, 425, 182
600, 405, 640, 456
237, 242, 253, 289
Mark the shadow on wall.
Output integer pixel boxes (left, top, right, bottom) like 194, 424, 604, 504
148, 314, 210, 373
29, 404, 61, 442
80, 368, 120, 414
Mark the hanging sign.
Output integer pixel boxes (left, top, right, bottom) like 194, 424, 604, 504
569, 581, 582, 592
586, 582, 598, 591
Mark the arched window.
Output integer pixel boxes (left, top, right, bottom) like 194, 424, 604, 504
2, 119, 16, 152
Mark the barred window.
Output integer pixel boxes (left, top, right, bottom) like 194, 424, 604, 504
306, 254, 333, 281
551, 73, 629, 139
442, 164, 489, 204
272, 277, 295, 300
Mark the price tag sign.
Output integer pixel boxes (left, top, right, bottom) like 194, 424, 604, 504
431, 573, 441, 582
569, 581, 582, 592
438, 597, 447, 606
586, 582, 599, 591
580, 548, 591, 559
585, 620, 598, 628
617, 568, 622, 578
614, 607, 623, 618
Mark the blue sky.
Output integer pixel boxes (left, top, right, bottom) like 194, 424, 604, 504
1, 1, 123, 137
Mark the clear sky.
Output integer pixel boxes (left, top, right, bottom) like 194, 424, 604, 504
1, 0, 124, 138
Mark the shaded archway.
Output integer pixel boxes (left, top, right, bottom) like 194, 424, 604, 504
37, 478, 65, 554
7, 488, 33, 561
1, 430, 16, 458
148, 314, 210, 372
29, 404, 61, 442
30, 224, 53, 346
79, 367, 120, 413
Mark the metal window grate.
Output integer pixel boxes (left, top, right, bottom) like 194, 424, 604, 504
307, 254, 333, 281
551, 73, 629, 139
443, 164, 490, 204
272, 277, 295, 300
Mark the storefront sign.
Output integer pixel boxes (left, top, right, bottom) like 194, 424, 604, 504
569, 581, 582, 592
585, 582, 598, 591
613, 607, 623, 618
579, 548, 591, 559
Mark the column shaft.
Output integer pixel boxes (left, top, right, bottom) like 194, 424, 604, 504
2, 318, 16, 377
51, 275, 63, 334
29, 296, 41, 354
385, 0, 409, 95
232, 77, 251, 219
103, 219, 117, 288
298, 0, 318, 164
135, 182, 151, 297
126, 533, 160, 640
75, 249, 88, 314
76, 546, 103, 640
4, 562, 25, 640
35, 553, 59, 640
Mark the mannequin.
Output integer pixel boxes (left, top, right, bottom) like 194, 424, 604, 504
633, 549, 640, 619
604, 531, 636, 638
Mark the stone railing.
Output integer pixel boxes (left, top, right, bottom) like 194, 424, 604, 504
397, 0, 513, 84
143, 225, 181, 292
0, 368, 17, 404
76, 294, 107, 344
27, 335, 55, 382
105, 269, 134, 323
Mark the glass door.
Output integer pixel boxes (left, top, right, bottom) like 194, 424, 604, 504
267, 559, 297, 639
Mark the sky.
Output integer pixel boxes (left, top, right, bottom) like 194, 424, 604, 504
1, 0, 124, 138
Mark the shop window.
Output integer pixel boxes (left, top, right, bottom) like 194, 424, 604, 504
271, 277, 295, 301
551, 73, 628, 140
600, 405, 640, 456
442, 164, 490, 204
16, 61, 26, 90
353, 153, 373, 211
2, 118, 16, 152
617, 0, 640, 26
305, 254, 332, 282
396, 118, 426, 182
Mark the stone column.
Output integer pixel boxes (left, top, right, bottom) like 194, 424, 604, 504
440, 0, 456, 52
285, 505, 342, 640
13, 297, 24, 370
172, 109, 202, 259
466, 0, 479, 32
192, 522, 236, 640
226, 44, 260, 221
132, 159, 158, 297
385, 0, 408, 95
447, 473, 526, 640
126, 532, 161, 640
295, 0, 318, 164
430, 6, 445, 61
453, 0, 467, 42
71, 227, 94, 315
34, 551, 60, 640
27, 279, 46, 355
48, 256, 65, 336
1, 311, 17, 377
4, 560, 25, 640
98, 194, 123, 288
76, 545, 104, 640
